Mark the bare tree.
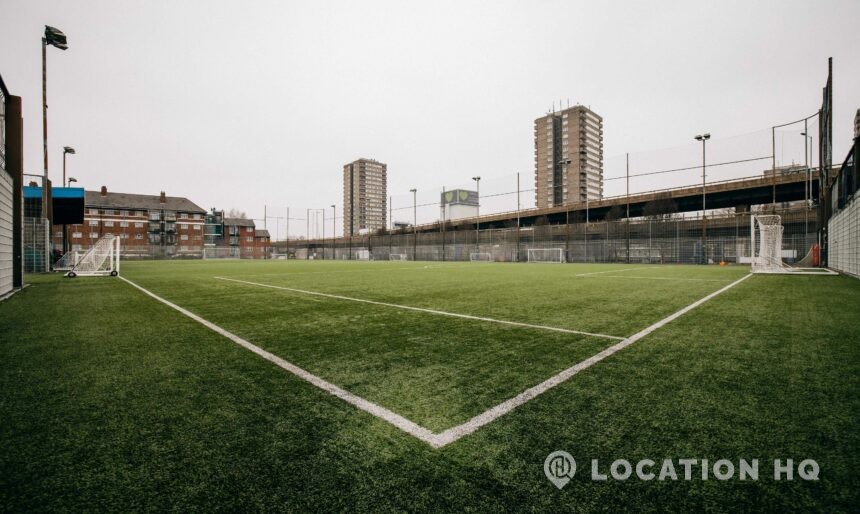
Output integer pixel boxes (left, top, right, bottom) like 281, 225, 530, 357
226, 208, 247, 219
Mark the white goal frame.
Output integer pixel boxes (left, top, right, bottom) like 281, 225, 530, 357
527, 248, 564, 263
66, 235, 120, 277
389, 253, 408, 261
750, 215, 836, 275
470, 252, 492, 262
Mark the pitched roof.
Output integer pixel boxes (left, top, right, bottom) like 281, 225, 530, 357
223, 217, 256, 227
254, 229, 270, 238
85, 190, 205, 213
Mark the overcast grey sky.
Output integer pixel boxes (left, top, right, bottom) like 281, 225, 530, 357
2, 0, 858, 237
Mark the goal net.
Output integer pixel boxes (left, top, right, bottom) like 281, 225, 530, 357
389, 253, 408, 261
470, 252, 492, 262
355, 250, 372, 261
54, 250, 83, 271
527, 248, 564, 263
750, 215, 836, 275
67, 235, 120, 277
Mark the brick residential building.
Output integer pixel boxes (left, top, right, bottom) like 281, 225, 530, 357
52, 186, 206, 258
534, 105, 604, 208
343, 158, 387, 236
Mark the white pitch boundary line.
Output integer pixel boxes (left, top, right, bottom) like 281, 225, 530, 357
119, 272, 752, 449
213, 276, 624, 341
117, 276, 441, 447
431, 272, 754, 446
574, 266, 661, 277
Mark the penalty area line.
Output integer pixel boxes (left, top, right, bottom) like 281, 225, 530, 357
213, 276, 624, 341
117, 276, 442, 447
431, 272, 754, 447
574, 266, 661, 277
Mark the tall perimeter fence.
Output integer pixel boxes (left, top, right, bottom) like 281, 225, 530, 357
288, 206, 819, 265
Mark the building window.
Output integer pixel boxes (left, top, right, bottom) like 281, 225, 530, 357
134, 222, 144, 228
120, 221, 129, 228
246, 236, 253, 242
88, 208, 98, 215
181, 234, 188, 241
104, 221, 114, 227
89, 220, 99, 226
72, 232, 82, 238
120, 210, 128, 217
89, 232, 98, 239
135, 234, 143, 240
104, 209, 114, 215
181, 223, 188, 229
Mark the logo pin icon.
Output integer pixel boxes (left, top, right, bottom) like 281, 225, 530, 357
544, 451, 576, 489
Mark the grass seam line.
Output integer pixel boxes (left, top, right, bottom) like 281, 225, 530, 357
117, 276, 442, 447
213, 276, 624, 341
431, 273, 755, 447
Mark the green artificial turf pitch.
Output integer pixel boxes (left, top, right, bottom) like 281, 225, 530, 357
1, 260, 858, 512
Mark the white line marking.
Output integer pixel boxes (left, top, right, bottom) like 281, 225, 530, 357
118, 276, 441, 447
213, 276, 624, 340
581, 275, 730, 282
431, 273, 754, 446
575, 266, 661, 276
251, 265, 445, 277
120, 272, 753, 449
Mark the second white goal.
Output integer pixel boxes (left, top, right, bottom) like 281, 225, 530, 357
470, 252, 492, 262
527, 248, 564, 263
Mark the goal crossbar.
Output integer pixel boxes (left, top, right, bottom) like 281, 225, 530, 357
470, 252, 492, 262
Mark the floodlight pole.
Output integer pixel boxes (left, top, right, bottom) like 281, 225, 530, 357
306, 208, 310, 260
441, 186, 446, 261
61, 147, 75, 254
41, 26, 68, 221
695, 133, 710, 263
626, 153, 630, 264
516, 172, 521, 262
472, 176, 481, 252
410, 188, 417, 260
331, 204, 336, 260
42, 38, 48, 220
321, 208, 326, 260
285, 206, 289, 256
801, 127, 812, 238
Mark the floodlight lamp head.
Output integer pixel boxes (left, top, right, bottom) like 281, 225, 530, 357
44, 26, 68, 50
63, 146, 75, 154
68, 177, 77, 183
703, 133, 711, 140
409, 188, 416, 193
695, 135, 703, 141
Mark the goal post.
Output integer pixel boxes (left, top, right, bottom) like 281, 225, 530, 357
469, 252, 492, 262
66, 235, 120, 277
527, 248, 564, 263
389, 253, 408, 261
750, 215, 836, 275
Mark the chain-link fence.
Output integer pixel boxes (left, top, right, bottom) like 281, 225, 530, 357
290, 206, 818, 265
23, 217, 50, 272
